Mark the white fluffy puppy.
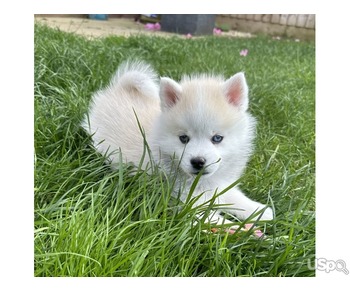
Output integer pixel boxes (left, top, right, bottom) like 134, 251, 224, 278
83, 61, 274, 225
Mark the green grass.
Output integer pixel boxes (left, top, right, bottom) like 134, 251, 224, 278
34, 23, 315, 277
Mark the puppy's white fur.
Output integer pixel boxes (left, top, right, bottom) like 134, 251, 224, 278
83, 61, 273, 225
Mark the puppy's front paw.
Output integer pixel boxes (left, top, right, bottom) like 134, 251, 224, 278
259, 206, 274, 221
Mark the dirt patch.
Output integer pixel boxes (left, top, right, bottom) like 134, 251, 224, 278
34, 16, 253, 39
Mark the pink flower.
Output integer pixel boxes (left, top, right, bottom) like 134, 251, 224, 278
144, 22, 161, 31
153, 22, 161, 30
210, 223, 264, 238
144, 23, 154, 30
244, 223, 264, 238
185, 33, 192, 39
213, 28, 222, 35
254, 229, 264, 238
240, 49, 248, 57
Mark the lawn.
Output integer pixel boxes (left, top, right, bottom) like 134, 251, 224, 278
34, 23, 315, 277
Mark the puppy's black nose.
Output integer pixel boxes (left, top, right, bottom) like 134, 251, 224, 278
190, 157, 206, 170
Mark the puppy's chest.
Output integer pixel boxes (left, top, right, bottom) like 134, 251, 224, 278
180, 177, 230, 203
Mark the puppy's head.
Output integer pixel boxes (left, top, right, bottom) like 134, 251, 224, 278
155, 73, 253, 178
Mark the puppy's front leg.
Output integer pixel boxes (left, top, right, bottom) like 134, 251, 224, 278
221, 187, 274, 221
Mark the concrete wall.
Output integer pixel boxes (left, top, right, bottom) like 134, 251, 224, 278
216, 14, 315, 40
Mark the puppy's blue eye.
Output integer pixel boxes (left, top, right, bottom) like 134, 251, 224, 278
179, 135, 190, 144
211, 135, 224, 144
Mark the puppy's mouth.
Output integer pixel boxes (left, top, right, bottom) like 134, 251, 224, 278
191, 171, 210, 176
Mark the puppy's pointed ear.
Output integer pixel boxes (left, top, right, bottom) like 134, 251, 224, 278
159, 77, 182, 110
223, 72, 249, 111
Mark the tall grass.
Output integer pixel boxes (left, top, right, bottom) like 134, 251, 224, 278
34, 23, 315, 276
